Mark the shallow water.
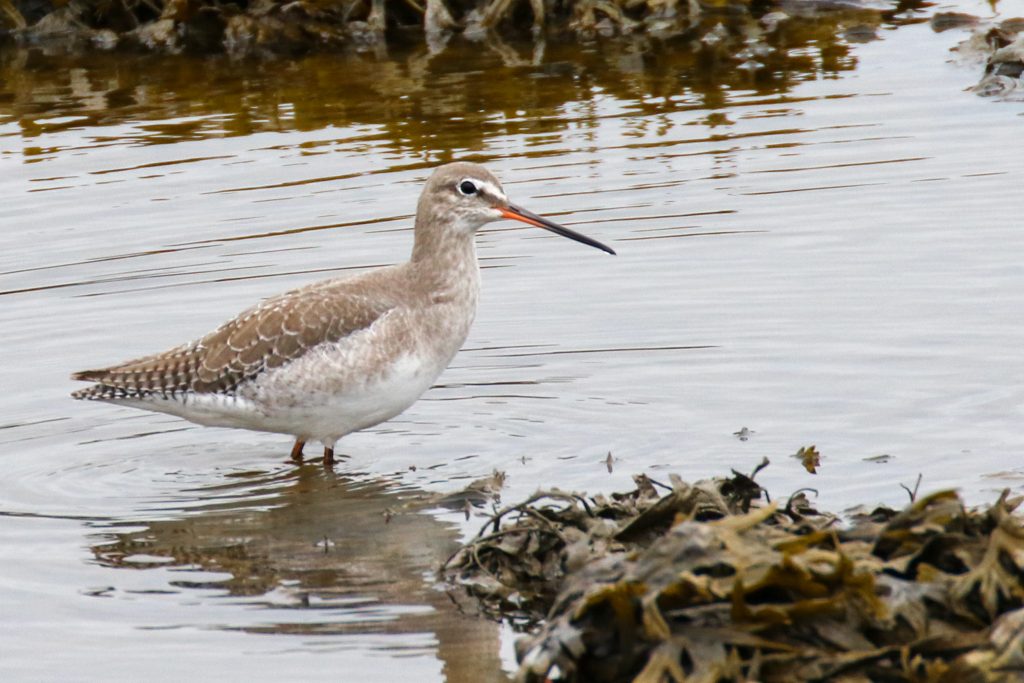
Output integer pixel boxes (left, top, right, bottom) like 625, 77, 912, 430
3, 1, 1024, 678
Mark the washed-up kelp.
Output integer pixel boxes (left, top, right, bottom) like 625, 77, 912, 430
443, 463, 1024, 682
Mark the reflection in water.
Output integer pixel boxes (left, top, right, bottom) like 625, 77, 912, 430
89, 467, 508, 682
0, 2, 915, 155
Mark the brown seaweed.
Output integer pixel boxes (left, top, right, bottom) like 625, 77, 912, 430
443, 463, 1024, 682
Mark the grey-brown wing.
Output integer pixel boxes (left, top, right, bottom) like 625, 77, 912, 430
71, 284, 393, 399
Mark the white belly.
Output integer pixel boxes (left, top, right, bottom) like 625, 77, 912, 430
190, 343, 447, 443
123, 348, 446, 446
253, 350, 443, 443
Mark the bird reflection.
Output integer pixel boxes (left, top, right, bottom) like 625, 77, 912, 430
90, 465, 508, 683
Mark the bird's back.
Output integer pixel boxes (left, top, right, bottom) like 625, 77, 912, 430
71, 269, 402, 403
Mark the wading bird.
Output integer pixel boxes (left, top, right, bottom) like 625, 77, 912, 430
72, 162, 615, 465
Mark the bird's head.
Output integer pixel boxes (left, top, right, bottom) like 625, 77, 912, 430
415, 162, 616, 256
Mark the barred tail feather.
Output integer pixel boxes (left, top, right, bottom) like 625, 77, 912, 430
71, 383, 118, 400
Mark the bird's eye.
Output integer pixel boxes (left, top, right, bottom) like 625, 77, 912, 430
457, 180, 478, 196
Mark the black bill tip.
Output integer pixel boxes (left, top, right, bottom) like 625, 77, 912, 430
500, 204, 616, 255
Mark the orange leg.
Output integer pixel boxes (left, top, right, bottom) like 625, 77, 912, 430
289, 439, 306, 463
323, 447, 335, 466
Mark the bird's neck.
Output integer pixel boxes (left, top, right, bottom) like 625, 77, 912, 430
409, 217, 480, 300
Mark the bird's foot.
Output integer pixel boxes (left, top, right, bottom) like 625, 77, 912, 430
289, 439, 306, 464
323, 447, 335, 467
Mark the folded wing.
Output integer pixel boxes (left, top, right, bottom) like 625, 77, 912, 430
71, 283, 394, 400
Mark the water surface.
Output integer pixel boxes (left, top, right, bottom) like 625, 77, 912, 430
3, 3, 1024, 678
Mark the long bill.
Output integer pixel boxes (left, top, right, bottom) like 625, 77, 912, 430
499, 204, 616, 255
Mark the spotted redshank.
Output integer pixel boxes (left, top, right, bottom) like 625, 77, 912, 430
72, 162, 615, 465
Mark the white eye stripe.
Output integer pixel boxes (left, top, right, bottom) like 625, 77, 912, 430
481, 181, 504, 200
456, 178, 507, 202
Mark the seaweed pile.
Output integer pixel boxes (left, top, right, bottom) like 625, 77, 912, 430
443, 462, 1024, 682
0, 0, 901, 55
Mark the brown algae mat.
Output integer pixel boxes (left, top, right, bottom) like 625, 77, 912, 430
443, 461, 1024, 682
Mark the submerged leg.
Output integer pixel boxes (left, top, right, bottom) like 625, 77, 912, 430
290, 439, 306, 463
323, 446, 335, 467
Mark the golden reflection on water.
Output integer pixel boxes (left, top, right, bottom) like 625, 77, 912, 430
0, 3, 905, 153
90, 466, 508, 682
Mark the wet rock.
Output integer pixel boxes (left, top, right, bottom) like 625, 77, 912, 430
129, 18, 183, 53
91, 28, 117, 49
972, 74, 1022, 99
4, 0, 901, 55
223, 13, 259, 56
20, 1, 89, 40
955, 21, 1024, 100
1, 0, 27, 31
989, 35, 1024, 78
930, 11, 979, 33
424, 0, 455, 39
